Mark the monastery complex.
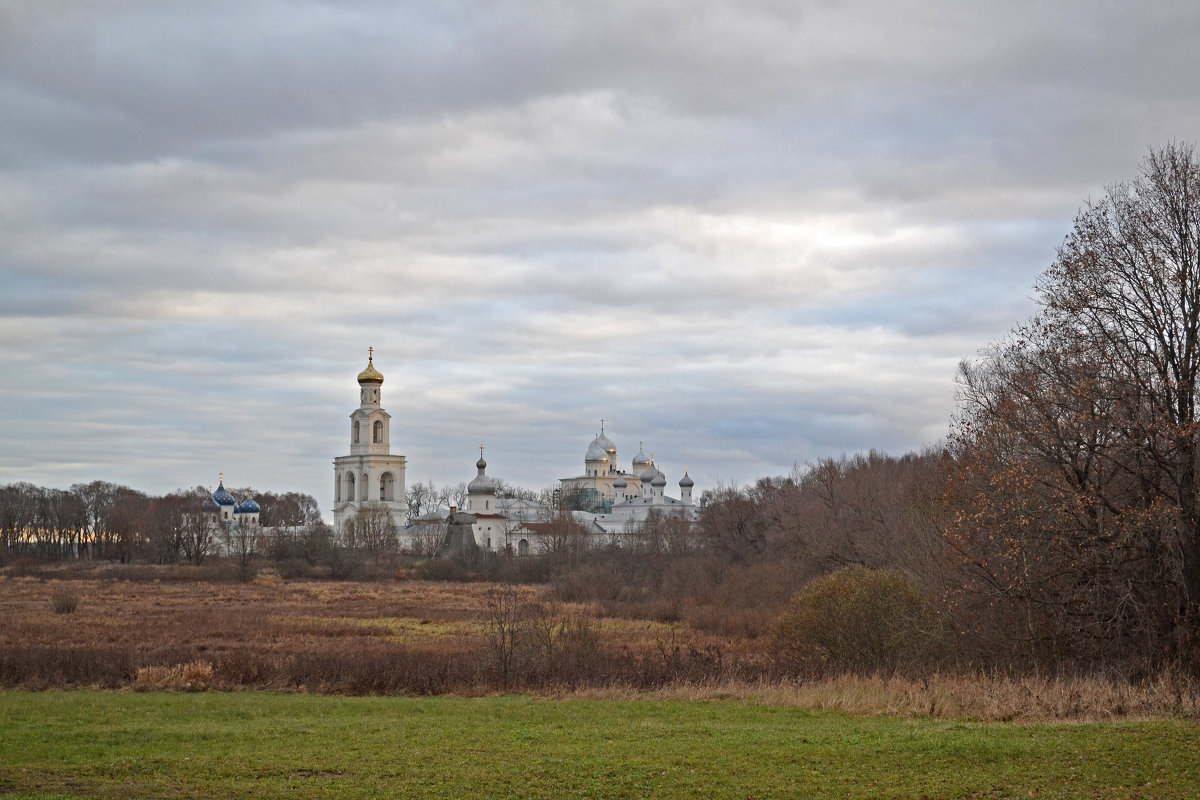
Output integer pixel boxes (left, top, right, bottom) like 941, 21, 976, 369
331, 351, 699, 554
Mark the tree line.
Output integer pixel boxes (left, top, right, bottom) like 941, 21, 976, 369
0, 481, 322, 565
678, 143, 1200, 676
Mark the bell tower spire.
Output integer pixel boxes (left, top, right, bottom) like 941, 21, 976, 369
335, 349, 406, 538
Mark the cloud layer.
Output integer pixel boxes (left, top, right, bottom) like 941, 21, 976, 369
4, 1, 1200, 509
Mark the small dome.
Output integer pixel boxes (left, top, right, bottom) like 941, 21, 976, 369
212, 481, 236, 506
468, 456, 496, 495
632, 444, 651, 470
357, 351, 384, 384
651, 472, 667, 488
679, 471, 694, 488
585, 440, 608, 461
235, 497, 260, 514
468, 476, 495, 495
613, 476, 628, 489
640, 467, 658, 484
201, 497, 219, 513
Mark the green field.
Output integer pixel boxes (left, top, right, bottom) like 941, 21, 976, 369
1, 691, 1197, 799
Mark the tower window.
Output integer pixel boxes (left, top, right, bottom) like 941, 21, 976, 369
373, 420, 383, 444
353, 421, 360, 444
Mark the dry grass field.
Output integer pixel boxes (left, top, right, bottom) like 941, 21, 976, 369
4, 568, 1200, 722
0, 570, 749, 695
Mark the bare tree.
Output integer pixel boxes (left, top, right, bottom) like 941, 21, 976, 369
175, 486, 218, 565
223, 520, 260, 581
407, 519, 448, 558
949, 143, 1200, 667
343, 501, 398, 553
406, 481, 436, 520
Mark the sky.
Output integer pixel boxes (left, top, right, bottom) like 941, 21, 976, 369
3, 1, 1199, 515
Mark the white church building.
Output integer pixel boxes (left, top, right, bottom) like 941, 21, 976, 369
331, 349, 407, 535
331, 352, 699, 552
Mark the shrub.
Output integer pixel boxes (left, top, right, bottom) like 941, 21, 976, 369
9, 557, 40, 577
50, 590, 79, 614
416, 557, 469, 582
771, 566, 938, 675
134, 661, 214, 691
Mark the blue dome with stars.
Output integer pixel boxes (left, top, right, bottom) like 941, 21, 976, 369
212, 481, 236, 507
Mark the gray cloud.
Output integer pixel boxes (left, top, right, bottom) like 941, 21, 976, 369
3, 1, 1199, 510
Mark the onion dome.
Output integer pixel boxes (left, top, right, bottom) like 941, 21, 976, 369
467, 455, 496, 495
585, 438, 608, 461
357, 349, 383, 384
235, 496, 260, 514
679, 471, 694, 488
640, 466, 658, 484
613, 476, 628, 489
212, 479, 236, 507
595, 431, 617, 455
201, 496, 219, 513
651, 472, 667, 488
632, 443, 651, 471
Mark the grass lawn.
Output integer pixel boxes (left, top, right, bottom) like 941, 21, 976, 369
1, 691, 1198, 799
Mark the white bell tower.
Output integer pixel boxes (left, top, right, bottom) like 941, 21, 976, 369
333, 348, 407, 536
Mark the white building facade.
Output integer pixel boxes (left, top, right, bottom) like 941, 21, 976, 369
330, 353, 698, 552
332, 350, 407, 537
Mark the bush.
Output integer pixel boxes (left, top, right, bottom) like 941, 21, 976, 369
51, 590, 79, 614
416, 557, 469, 582
771, 566, 938, 675
9, 557, 40, 577
134, 661, 214, 691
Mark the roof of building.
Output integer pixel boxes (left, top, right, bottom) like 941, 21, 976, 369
467, 456, 496, 495
212, 480, 236, 506
632, 443, 651, 468
585, 440, 608, 461
357, 351, 383, 384
235, 497, 260, 514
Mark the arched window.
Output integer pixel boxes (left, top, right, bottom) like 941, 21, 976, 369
518, 539, 530, 557
353, 421, 360, 444
380, 472, 394, 501
346, 472, 356, 501
373, 420, 383, 444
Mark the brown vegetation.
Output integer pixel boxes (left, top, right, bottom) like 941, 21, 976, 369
3, 571, 1198, 720
0, 572, 750, 695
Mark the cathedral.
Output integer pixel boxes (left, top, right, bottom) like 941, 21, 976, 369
331, 351, 698, 550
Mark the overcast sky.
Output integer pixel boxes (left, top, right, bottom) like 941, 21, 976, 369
3, 1, 1198, 513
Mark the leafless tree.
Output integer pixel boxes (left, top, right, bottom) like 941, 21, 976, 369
949, 143, 1200, 668
343, 501, 398, 553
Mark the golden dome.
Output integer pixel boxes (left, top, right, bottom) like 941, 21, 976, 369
357, 348, 384, 384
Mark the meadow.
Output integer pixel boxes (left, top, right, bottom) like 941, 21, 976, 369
5, 572, 1200, 721
3, 691, 1199, 799
5, 571, 1200, 797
